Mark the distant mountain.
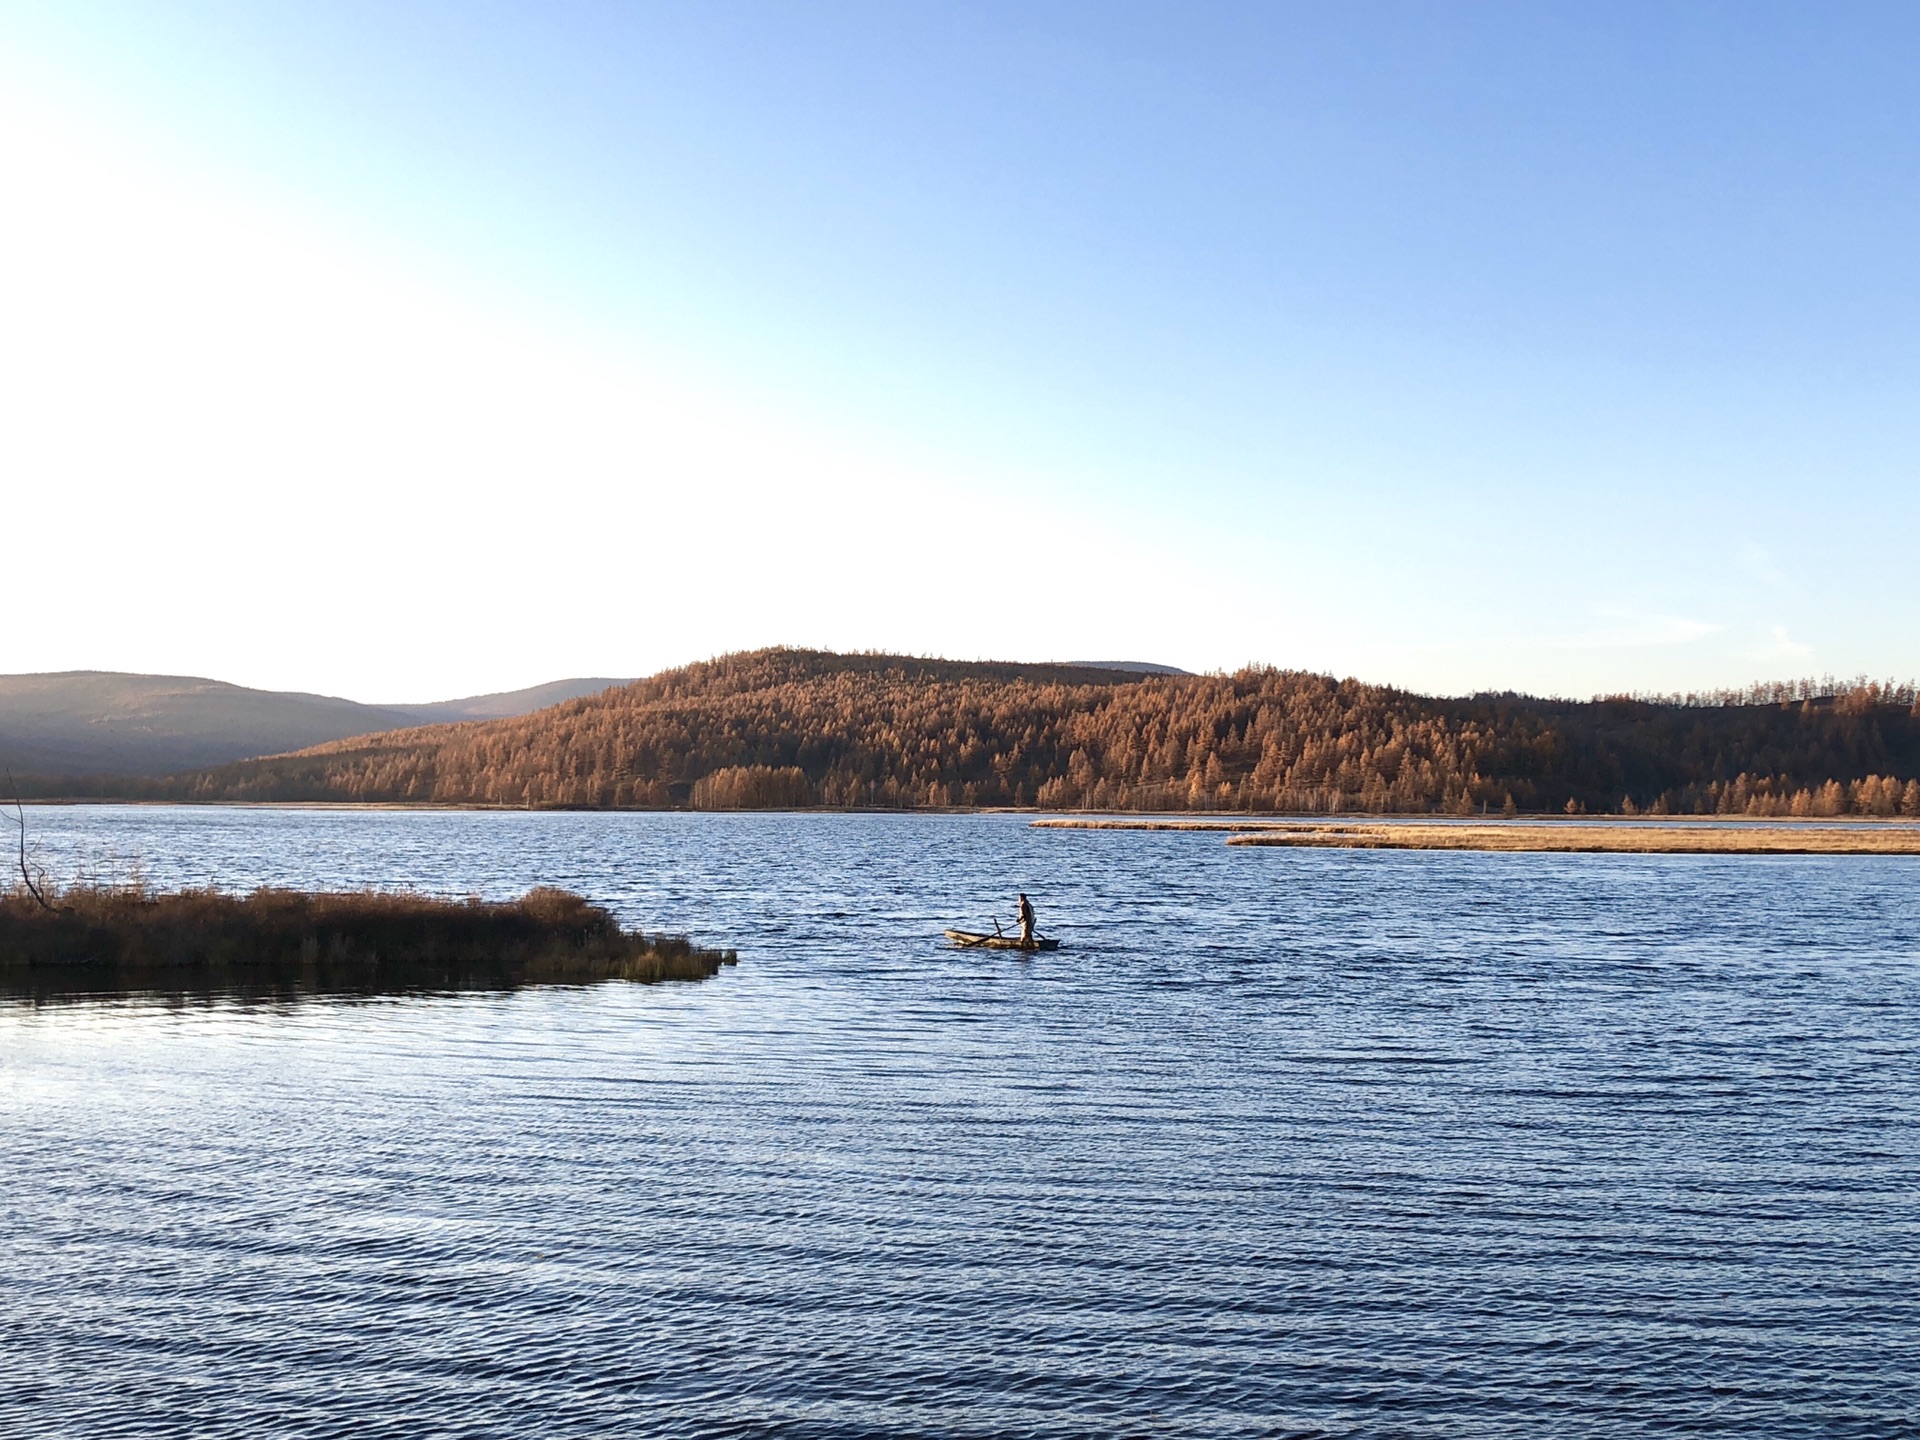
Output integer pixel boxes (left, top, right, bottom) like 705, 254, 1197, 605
384, 678, 630, 724
1059, 660, 1192, 676
0, 672, 629, 777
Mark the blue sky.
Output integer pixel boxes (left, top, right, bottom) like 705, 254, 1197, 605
1, 2, 1914, 699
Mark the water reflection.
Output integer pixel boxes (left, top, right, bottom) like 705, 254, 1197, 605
0, 962, 662, 1008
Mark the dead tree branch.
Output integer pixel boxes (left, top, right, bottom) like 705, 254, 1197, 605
7, 770, 56, 911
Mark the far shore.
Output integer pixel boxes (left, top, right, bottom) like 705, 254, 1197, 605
12, 798, 1920, 842
1034, 817, 1920, 854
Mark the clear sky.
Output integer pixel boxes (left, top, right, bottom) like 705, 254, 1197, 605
2, 2, 1915, 702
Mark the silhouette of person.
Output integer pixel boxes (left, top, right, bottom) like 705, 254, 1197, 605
1017, 892, 1035, 945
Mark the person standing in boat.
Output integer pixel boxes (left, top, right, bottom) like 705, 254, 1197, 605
1016, 892, 1035, 945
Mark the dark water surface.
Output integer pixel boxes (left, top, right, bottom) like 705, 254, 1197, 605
3, 807, 1918, 1437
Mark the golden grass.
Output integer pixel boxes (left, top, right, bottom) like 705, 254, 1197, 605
1034, 817, 1920, 852
1228, 823, 1920, 853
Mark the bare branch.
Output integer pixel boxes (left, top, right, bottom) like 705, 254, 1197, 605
7, 770, 56, 911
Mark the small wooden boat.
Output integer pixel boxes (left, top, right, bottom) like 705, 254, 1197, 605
944, 929, 1061, 952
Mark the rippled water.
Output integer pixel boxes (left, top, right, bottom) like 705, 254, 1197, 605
3, 806, 1918, 1436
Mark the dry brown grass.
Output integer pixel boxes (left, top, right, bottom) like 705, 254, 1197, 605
0, 884, 738, 996
1034, 817, 1920, 852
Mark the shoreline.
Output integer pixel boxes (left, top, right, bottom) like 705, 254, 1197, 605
1030, 815, 1920, 830
20, 798, 1920, 827
1030, 818, 1920, 853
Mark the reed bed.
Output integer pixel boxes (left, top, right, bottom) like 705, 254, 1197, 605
0, 884, 737, 995
1220, 823, 1920, 854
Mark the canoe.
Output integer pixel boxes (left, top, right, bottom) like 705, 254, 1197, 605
944, 929, 1061, 951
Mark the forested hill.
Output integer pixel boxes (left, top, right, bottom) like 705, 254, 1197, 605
41, 648, 1920, 817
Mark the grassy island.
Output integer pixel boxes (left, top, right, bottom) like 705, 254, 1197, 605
1220, 822, 1920, 853
0, 884, 737, 999
1033, 817, 1920, 854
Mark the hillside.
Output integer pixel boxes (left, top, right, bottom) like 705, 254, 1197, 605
0, 673, 418, 776
0, 672, 628, 776
51, 648, 1920, 817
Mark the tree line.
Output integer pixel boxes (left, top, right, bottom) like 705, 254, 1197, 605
19, 648, 1920, 815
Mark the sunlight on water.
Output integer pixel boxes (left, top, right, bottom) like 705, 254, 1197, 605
4, 808, 1918, 1435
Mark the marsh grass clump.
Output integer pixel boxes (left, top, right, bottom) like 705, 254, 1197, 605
0, 883, 737, 997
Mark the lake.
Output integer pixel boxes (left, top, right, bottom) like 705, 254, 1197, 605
3, 806, 1917, 1436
